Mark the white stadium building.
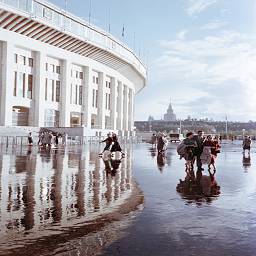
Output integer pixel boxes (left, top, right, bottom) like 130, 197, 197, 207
0, 0, 146, 136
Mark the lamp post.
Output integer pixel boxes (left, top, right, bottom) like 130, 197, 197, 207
242, 129, 245, 139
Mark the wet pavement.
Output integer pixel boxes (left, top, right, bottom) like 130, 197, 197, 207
1, 142, 256, 256
103, 142, 256, 256
0, 144, 143, 256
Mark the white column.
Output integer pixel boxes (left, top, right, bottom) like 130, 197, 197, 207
117, 82, 123, 130
60, 60, 71, 127
123, 85, 129, 131
110, 77, 117, 130
97, 72, 106, 129
83, 66, 93, 129
0, 41, 14, 126
128, 88, 134, 131
34, 51, 46, 127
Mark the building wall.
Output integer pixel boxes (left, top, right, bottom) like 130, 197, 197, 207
0, 28, 136, 133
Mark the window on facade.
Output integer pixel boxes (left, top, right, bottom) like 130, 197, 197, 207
56, 80, 60, 102
95, 90, 98, 108
45, 63, 48, 71
45, 78, 48, 100
28, 58, 33, 67
70, 84, 73, 104
96, 77, 99, 84
14, 54, 18, 64
50, 64, 55, 73
106, 81, 111, 88
13, 71, 17, 96
92, 89, 95, 107
79, 86, 82, 105
76, 71, 79, 78
93, 76, 95, 83
108, 94, 111, 110
75, 85, 78, 104
79, 72, 83, 79
22, 73, 26, 98
56, 65, 61, 74
51, 80, 55, 101
105, 93, 108, 109
27, 74, 33, 99
20, 55, 26, 65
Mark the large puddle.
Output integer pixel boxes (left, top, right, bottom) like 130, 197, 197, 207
0, 144, 143, 256
103, 142, 256, 256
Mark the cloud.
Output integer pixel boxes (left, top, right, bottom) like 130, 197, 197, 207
153, 31, 256, 121
176, 30, 188, 40
201, 20, 227, 30
186, 0, 219, 16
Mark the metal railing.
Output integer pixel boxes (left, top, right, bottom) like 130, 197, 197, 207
0, 135, 143, 146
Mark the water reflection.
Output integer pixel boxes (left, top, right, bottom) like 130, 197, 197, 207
0, 145, 133, 239
243, 152, 251, 172
176, 169, 221, 204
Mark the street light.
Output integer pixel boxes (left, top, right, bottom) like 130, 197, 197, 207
242, 129, 245, 139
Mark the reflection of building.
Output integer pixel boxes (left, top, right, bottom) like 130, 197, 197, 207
0, 146, 133, 236
164, 100, 176, 121
0, 0, 146, 136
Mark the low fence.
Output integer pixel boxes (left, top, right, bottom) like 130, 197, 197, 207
0, 135, 143, 147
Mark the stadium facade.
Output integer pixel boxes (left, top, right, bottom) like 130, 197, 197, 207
0, 0, 146, 136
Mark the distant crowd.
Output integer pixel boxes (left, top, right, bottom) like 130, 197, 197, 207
27, 131, 67, 147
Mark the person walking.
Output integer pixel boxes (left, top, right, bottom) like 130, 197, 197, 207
100, 133, 113, 153
243, 136, 252, 154
193, 131, 205, 171
28, 132, 33, 146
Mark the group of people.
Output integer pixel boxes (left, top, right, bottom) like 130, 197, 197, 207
177, 131, 221, 172
100, 133, 123, 154
151, 133, 168, 154
28, 131, 67, 148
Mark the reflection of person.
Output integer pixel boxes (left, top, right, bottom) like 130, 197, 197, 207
177, 168, 220, 200
157, 153, 166, 172
243, 152, 251, 171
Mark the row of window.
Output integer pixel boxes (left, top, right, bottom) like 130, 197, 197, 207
46, 63, 61, 74
13, 72, 33, 99
92, 89, 99, 108
71, 70, 84, 79
105, 93, 111, 110
45, 79, 61, 102
14, 54, 33, 67
70, 84, 83, 106
93, 76, 99, 84
106, 81, 111, 89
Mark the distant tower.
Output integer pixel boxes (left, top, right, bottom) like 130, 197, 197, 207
164, 99, 176, 121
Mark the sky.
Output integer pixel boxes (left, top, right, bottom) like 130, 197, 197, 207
50, 0, 256, 122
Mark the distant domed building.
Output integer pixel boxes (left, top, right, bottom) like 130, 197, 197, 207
164, 100, 176, 121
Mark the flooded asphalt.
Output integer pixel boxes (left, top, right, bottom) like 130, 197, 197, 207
102, 142, 256, 256
0, 142, 256, 256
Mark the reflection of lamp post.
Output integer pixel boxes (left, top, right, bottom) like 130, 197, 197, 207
242, 129, 245, 139
179, 120, 182, 134
177, 127, 180, 134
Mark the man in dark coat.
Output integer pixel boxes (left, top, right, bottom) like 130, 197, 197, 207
101, 133, 113, 152
193, 130, 205, 171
